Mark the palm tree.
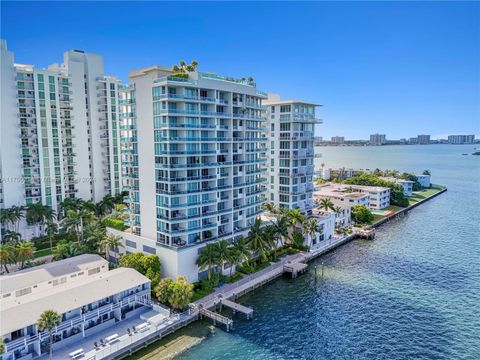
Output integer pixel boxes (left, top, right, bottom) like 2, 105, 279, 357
262, 202, 278, 214
195, 243, 219, 280
229, 237, 251, 274
270, 215, 290, 247
3, 230, 21, 244
15, 241, 36, 269
101, 194, 116, 214
246, 218, 270, 262
61, 209, 93, 243
99, 234, 123, 261
303, 218, 320, 248
45, 220, 58, 250
0, 206, 24, 233
52, 240, 84, 260
113, 191, 129, 205
318, 198, 335, 212
26, 203, 55, 236
213, 239, 230, 273
58, 197, 83, 220
84, 221, 106, 250
0, 244, 16, 273
285, 208, 305, 235
37, 310, 61, 360
9, 206, 24, 233
291, 230, 306, 250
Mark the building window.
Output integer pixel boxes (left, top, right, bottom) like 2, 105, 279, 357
143, 245, 156, 254
126, 240, 137, 248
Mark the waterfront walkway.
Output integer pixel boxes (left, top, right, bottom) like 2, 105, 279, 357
194, 234, 355, 311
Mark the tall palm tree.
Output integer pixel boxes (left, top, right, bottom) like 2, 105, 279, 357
9, 206, 24, 233
15, 241, 36, 269
231, 237, 252, 265
195, 243, 219, 280
285, 208, 305, 234
246, 218, 270, 262
0, 208, 12, 232
37, 310, 61, 360
0, 244, 16, 273
303, 218, 320, 248
61, 209, 93, 243
45, 220, 58, 250
101, 194, 116, 214
52, 241, 83, 260
84, 221, 106, 250
26, 203, 55, 236
3, 230, 21, 244
262, 202, 278, 214
318, 198, 335, 212
270, 215, 290, 247
99, 234, 123, 261
213, 239, 230, 273
58, 197, 83, 220
291, 230, 306, 250
0, 206, 24, 233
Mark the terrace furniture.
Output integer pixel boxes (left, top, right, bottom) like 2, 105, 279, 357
94, 342, 100, 350
105, 334, 119, 344
69, 348, 84, 359
135, 322, 150, 332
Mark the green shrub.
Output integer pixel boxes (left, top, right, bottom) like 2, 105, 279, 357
102, 218, 126, 231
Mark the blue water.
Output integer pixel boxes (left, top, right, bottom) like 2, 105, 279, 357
177, 145, 480, 360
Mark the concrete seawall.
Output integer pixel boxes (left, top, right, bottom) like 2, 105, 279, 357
368, 186, 448, 229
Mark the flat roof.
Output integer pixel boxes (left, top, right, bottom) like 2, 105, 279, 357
0, 254, 107, 295
0, 267, 150, 336
263, 99, 320, 107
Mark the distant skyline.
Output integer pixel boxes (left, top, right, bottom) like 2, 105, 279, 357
2, 1, 479, 138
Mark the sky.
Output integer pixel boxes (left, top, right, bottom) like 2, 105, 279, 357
2, 1, 479, 140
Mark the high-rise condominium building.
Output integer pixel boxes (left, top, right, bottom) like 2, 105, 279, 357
447, 135, 475, 144
417, 134, 431, 145
263, 94, 320, 213
331, 136, 345, 144
369, 133, 386, 146
116, 67, 268, 281
0, 40, 122, 238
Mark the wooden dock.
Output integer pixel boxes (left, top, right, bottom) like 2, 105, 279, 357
199, 307, 233, 331
220, 299, 254, 319
284, 262, 308, 278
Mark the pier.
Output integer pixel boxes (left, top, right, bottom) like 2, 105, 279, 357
220, 298, 254, 319
198, 307, 233, 331
284, 262, 308, 278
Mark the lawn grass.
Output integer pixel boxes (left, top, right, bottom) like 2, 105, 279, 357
409, 184, 445, 206
372, 214, 385, 223
34, 248, 53, 258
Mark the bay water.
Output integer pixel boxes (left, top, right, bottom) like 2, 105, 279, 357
176, 145, 480, 360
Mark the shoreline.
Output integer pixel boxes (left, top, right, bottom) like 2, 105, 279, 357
124, 185, 448, 359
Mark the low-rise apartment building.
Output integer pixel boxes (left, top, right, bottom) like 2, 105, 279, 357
416, 174, 431, 188
308, 210, 335, 248
314, 183, 391, 210
381, 177, 413, 197
0, 255, 151, 360
313, 184, 370, 209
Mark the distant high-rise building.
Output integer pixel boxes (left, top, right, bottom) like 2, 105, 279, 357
369, 133, 386, 146
331, 136, 345, 144
417, 134, 431, 145
264, 94, 320, 213
447, 135, 475, 144
408, 137, 418, 144
0, 40, 122, 239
